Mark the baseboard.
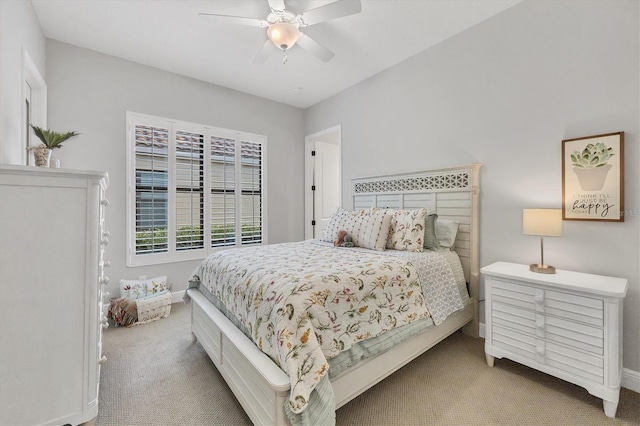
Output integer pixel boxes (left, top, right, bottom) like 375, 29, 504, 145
171, 290, 185, 304
622, 368, 640, 393
479, 323, 639, 393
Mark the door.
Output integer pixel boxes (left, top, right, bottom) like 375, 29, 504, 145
313, 140, 341, 238
305, 126, 341, 239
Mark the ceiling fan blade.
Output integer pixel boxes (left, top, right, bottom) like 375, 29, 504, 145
253, 39, 276, 64
296, 32, 335, 62
297, 0, 362, 26
198, 13, 267, 28
267, 0, 286, 13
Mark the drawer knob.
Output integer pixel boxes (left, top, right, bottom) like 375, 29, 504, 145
102, 322, 110, 330
536, 321, 545, 329
101, 237, 110, 246
103, 230, 111, 237
536, 347, 545, 355
100, 276, 110, 285
101, 199, 110, 207
98, 355, 108, 365
104, 261, 111, 268
534, 295, 544, 303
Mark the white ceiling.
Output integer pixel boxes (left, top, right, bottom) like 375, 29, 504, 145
31, 0, 521, 109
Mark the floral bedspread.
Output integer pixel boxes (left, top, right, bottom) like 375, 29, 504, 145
189, 240, 459, 414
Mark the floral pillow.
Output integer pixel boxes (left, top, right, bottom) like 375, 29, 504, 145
386, 208, 427, 252
119, 276, 169, 300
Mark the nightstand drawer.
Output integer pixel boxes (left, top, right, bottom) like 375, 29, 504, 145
492, 324, 537, 361
545, 290, 603, 327
492, 325, 604, 384
490, 279, 537, 311
544, 315, 603, 355
546, 341, 604, 384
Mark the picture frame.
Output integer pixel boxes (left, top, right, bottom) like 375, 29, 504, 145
562, 132, 624, 222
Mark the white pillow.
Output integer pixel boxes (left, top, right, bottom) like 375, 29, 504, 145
322, 208, 391, 251
119, 276, 169, 300
435, 219, 459, 250
385, 208, 427, 252
321, 208, 351, 243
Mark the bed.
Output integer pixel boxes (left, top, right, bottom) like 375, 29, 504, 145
185, 163, 482, 425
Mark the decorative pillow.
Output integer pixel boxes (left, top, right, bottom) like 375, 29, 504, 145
386, 208, 427, 252
423, 213, 439, 249
353, 207, 391, 251
321, 208, 390, 251
322, 208, 351, 243
435, 219, 459, 250
119, 276, 169, 300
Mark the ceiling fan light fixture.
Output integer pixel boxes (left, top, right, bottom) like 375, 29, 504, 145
267, 22, 300, 50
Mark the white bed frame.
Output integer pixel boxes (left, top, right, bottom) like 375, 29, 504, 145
187, 163, 482, 425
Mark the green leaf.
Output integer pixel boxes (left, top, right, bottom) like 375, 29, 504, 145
29, 125, 80, 149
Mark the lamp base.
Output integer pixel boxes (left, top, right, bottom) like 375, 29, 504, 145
530, 263, 556, 274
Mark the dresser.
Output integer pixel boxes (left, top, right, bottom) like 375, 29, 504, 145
482, 262, 627, 418
0, 165, 110, 425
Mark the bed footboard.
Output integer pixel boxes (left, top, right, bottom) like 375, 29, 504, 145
188, 289, 291, 425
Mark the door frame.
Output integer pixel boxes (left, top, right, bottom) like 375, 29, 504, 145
304, 125, 342, 240
21, 47, 47, 166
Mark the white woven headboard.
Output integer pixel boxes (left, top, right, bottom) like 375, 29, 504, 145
352, 163, 482, 336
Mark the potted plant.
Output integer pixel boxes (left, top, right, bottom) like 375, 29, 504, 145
28, 125, 80, 167
570, 142, 614, 191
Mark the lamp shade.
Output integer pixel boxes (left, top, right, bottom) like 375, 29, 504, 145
523, 209, 563, 236
267, 22, 300, 50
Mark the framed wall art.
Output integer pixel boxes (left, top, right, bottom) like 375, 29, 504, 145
562, 132, 624, 222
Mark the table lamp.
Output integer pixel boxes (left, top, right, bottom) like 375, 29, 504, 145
523, 208, 563, 274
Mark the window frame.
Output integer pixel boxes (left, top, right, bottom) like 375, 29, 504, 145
126, 112, 267, 267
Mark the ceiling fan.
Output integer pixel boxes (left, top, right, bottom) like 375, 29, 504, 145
199, 0, 362, 64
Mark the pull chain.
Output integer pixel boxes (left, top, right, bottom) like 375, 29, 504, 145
282, 49, 288, 64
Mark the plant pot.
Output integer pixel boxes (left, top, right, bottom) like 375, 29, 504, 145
32, 145, 52, 167
572, 164, 612, 191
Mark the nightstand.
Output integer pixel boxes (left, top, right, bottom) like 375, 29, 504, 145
481, 262, 628, 418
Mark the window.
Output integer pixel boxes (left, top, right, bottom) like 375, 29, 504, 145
127, 112, 266, 266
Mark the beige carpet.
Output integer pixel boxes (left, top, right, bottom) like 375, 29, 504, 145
97, 302, 640, 425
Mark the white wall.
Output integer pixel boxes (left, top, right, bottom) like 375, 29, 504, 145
0, 0, 46, 164
305, 1, 640, 372
45, 40, 305, 299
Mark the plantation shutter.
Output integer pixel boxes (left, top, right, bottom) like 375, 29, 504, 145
210, 136, 236, 247
240, 140, 262, 244
127, 112, 266, 266
175, 130, 204, 251
134, 124, 169, 254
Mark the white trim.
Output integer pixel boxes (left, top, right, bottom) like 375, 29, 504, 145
304, 125, 342, 240
21, 48, 47, 166
622, 368, 640, 393
479, 322, 486, 338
